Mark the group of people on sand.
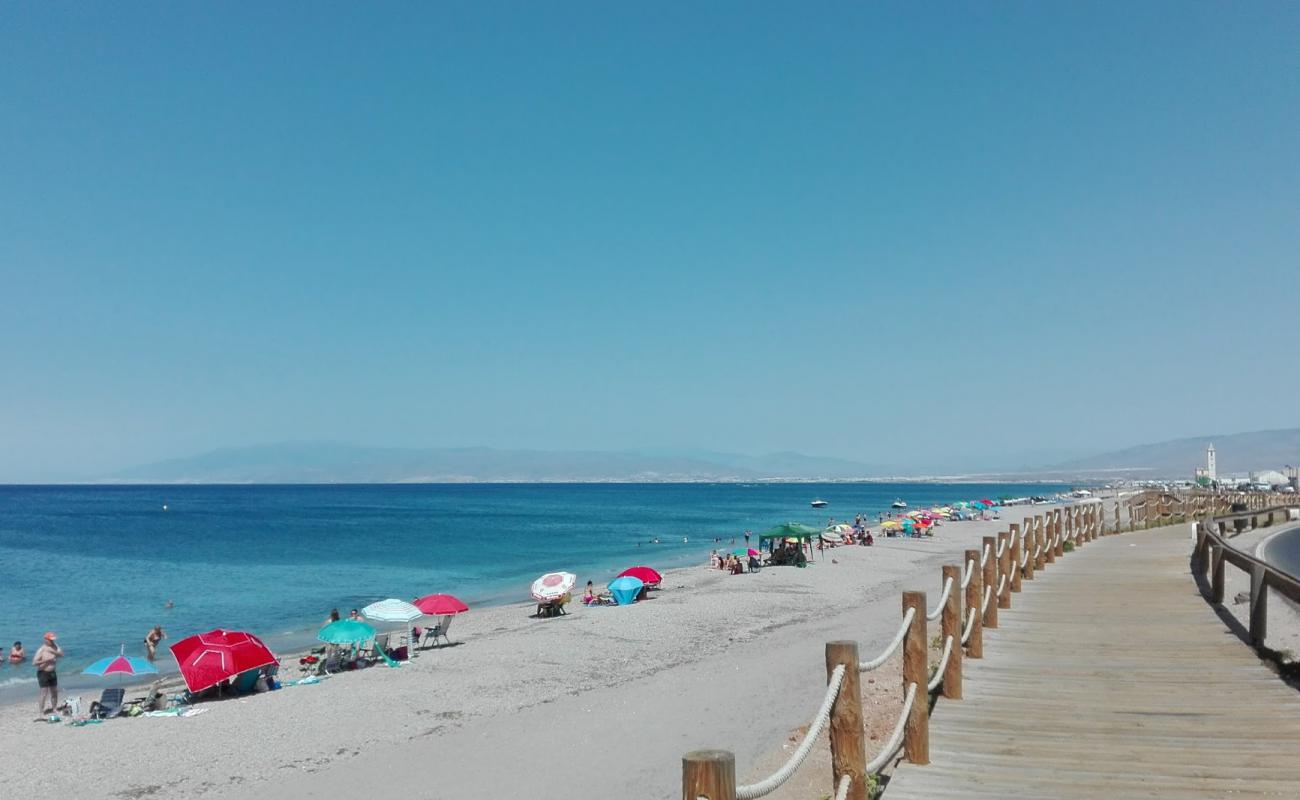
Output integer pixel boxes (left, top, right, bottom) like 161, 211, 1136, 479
10, 622, 170, 717
709, 550, 758, 574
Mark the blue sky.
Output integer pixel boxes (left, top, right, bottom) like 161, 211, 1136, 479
2, 2, 1298, 481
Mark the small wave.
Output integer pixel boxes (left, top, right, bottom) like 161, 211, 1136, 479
0, 674, 37, 689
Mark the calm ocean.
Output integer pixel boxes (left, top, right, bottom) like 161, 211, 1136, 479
0, 482, 1062, 698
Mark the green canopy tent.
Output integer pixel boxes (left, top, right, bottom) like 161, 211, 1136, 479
757, 523, 822, 565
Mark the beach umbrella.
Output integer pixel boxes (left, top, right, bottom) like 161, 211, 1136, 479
83, 644, 159, 681
758, 523, 822, 543
531, 571, 576, 602
617, 566, 662, 586
361, 599, 423, 625
881, 520, 901, 529
169, 629, 277, 694
318, 619, 376, 645
606, 575, 645, 606
413, 594, 470, 616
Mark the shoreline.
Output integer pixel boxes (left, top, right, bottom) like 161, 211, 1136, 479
0, 499, 1080, 800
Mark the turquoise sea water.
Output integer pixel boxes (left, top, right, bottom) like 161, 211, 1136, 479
0, 482, 1063, 698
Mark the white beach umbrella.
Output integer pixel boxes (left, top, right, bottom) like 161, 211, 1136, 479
531, 572, 576, 602
361, 599, 423, 625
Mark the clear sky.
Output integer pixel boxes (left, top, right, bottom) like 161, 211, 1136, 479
3, 2, 1298, 481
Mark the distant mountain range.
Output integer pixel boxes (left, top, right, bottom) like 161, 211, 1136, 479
1044, 428, 1300, 478
106, 443, 891, 484
102, 429, 1300, 484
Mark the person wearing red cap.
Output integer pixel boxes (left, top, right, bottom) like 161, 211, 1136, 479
34, 632, 63, 716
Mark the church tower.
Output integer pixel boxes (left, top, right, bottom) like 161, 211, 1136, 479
1206, 443, 1216, 481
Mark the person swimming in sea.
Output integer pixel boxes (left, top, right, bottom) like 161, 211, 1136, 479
8, 641, 24, 665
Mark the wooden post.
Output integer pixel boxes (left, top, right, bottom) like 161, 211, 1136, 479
997, 532, 1011, 609
825, 641, 867, 800
941, 564, 962, 700
1064, 509, 1074, 547
964, 548, 983, 659
1114, 504, 1120, 536
682, 750, 736, 800
901, 591, 929, 764
1044, 515, 1056, 564
1249, 564, 1267, 647
1021, 519, 1035, 581
981, 536, 998, 628
1211, 544, 1225, 604
1053, 510, 1064, 558
1034, 516, 1047, 570
1009, 523, 1023, 593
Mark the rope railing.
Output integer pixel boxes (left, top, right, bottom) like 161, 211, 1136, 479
981, 584, 992, 613
734, 664, 847, 799
864, 682, 918, 774
833, 774, 851, 800
926, 636, 955, 692
960, 607, 977, 645
961, 558, 976, 589
926, 577, 954, 621
980, 542, 991, 567
859, 606, 915, 672
996, 537, 1007, 558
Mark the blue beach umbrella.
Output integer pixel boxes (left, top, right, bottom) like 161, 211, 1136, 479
606, 575, 645, 606
318, 619, 376, 645
83, 644, 159, 680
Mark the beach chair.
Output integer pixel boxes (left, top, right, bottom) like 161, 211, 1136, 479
124, 682, 164, 715
90, 687, 126, 719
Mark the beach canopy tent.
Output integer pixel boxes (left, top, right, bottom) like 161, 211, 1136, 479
169, 629, 278, 694
318, 619, 376, 645
757, 523, 823, 543
361, 599, 423, 625
617, 566, 662, 586
531, 571, 576, 603
83, 644, 158, 681
413, 594, 469, 616
607, 575, 645, 606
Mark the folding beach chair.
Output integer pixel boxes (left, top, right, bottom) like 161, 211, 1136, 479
90, 687, 126, 719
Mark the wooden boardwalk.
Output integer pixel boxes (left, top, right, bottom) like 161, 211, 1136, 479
885, 526, 1300, 799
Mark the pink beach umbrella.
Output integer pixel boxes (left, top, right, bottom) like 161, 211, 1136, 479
413, 594, 470, 616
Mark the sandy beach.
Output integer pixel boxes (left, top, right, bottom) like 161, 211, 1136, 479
1, 501, 1082, 800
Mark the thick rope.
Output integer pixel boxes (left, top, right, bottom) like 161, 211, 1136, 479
980, 584, 992, 613
960, 607, 977, 645
834, 774, 852, 800
925, 577, 954, 621
927, 635, 955, 692
735, 664, 846, 799
980, 542, 991, 567
865, 682, 917, 774
961, 558, 976, 589
996, 574, 1007, 597
996, 537, 1007, 558
1019, 545, 1030, 567
859, 607, 916, 672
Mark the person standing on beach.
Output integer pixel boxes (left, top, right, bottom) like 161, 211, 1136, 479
144, 625, 165, 661
34, 632, 63, 716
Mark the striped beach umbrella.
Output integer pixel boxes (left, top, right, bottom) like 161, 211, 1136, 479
361, 599, 423, 625
83, 644, 159, 679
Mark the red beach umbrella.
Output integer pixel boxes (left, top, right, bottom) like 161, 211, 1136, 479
413, 594, 470, 616
169, 629, 278, 694
617, 566, 663, 585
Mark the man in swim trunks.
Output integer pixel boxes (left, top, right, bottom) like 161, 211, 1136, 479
34, 632, 63, 716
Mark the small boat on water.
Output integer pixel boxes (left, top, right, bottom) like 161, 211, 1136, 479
891, 498, 907, 509
810, 499, 828, 508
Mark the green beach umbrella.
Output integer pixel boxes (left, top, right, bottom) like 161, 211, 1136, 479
317, 619, 376, 645
757, 522, 822, 543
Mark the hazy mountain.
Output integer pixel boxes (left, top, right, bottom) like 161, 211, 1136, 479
106, 443, 886, 484
1046, 428, 1300, 478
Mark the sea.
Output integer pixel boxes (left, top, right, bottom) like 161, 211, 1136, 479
1264, 524, 1300, 579
0, 481, 1064, 700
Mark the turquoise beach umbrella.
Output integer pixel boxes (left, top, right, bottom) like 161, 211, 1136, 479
317, 619, 376, 645
606, 575, 645, 606
83, 645, 159, 679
